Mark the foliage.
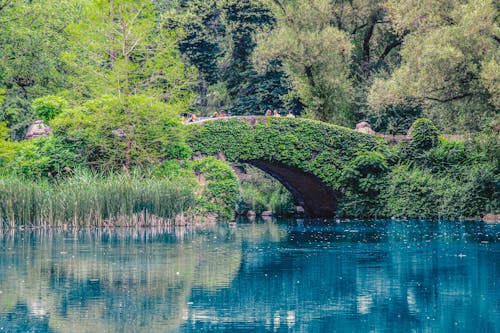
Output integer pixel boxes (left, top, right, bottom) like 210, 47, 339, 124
0, 171, 196, 227
0, 0, 84, 138
190, 157, 239, 219
0, 122, 21, 166
364, 104, 422, 135
369, 0, 499, 132
410, 118, 440, 150
5, 136, 80, 179
51, 94, 187, 171
165, 0, 294, 116
32, 95, 68, 123
254, 0, 353, 124
237, 164, 294, 215
383, 163, 498, 219
339, 150, 390, 217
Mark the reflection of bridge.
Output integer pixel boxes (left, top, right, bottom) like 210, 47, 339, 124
187, 117, 383, 217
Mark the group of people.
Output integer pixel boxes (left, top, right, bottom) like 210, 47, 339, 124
211, 111, 232, 118
265, 109, 295, 118
181, 109, 296, 124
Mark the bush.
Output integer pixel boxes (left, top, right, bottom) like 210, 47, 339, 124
383, 164, 499, 219
5, 136, 81, 179
190, 157, 239, 219
339, 150, 390, 217
410, 118, 440, 149
32, 95, 68, 122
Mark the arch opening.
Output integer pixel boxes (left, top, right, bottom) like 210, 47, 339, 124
244, 160, 340, 218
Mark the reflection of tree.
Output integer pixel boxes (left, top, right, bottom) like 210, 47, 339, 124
0, 226, 243, 332
1, 221, 498, 332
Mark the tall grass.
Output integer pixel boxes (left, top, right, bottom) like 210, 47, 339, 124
0, 171, 196, 227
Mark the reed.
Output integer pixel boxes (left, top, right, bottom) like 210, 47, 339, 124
0, 171, 196, 227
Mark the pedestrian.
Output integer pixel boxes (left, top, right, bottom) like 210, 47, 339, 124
273, 110, 281, 117
286, 111, 295, 118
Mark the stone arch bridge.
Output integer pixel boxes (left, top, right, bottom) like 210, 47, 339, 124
187, 117, 387, 217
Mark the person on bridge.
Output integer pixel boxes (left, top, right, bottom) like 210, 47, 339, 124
286, 111, 295, 118
212, 111, 219, 118
265, 109, 272, 117
273, 110, 281, 117
220, 111, 227, 117
189, 114, 197, 122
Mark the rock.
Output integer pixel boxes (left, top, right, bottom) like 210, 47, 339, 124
261, 210, 273, 217
483, 214, 500, 224
406, 127, 413, 138
25, 120, 52, 140
355, 121, 375, 134
246, 116, 257, 125
112, 129, 126, 137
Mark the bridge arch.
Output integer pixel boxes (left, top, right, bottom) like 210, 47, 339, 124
188, 117, 386, 217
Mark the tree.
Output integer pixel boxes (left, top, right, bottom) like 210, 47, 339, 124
163, 0, 295, 116
52, 95, 187, 171
254, 0, 353, 123
0, 0, 84, 139
369, 0, 499, 132
63, 0, 195, 171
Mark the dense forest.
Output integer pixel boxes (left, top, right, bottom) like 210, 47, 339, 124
0, 0, 498, 224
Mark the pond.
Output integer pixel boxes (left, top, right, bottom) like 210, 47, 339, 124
0, 219, 498, 332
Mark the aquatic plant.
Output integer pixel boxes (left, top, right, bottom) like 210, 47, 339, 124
0, 171, 196, 227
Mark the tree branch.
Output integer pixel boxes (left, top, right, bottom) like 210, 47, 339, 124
378, 38, 404, 62
424, 93, 472, 103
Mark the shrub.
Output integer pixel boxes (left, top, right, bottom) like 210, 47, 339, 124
410, 118, 440, 149
383, 164, 442, 218
339, 151, 390, 217
190, 157, 239, 219
383, 164, 499, 219
5, 136, 81, 179
32, 95, 68, 123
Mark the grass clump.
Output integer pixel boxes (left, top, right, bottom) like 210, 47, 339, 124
0, 171, 196, 228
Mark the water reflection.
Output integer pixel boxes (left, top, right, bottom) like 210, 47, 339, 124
0, 220, 498, 332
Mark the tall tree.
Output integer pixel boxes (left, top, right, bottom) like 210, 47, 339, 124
254, 0, 353, 123
0, 0, 84, 138
369, 0, 499, 132
60, 0, 195, 171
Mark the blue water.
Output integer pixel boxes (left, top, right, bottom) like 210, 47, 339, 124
0, 220, 498, 333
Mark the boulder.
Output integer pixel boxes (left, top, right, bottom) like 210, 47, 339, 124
25, 120, 52, 140
355, 121, 375, 134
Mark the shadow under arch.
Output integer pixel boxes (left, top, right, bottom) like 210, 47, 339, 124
243, 160, 340, 217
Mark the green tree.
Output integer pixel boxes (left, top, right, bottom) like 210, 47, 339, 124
369, 0, 499, 132
0, 0, 85, 138
52, 95, 187, 171
63, 0, 195, 171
